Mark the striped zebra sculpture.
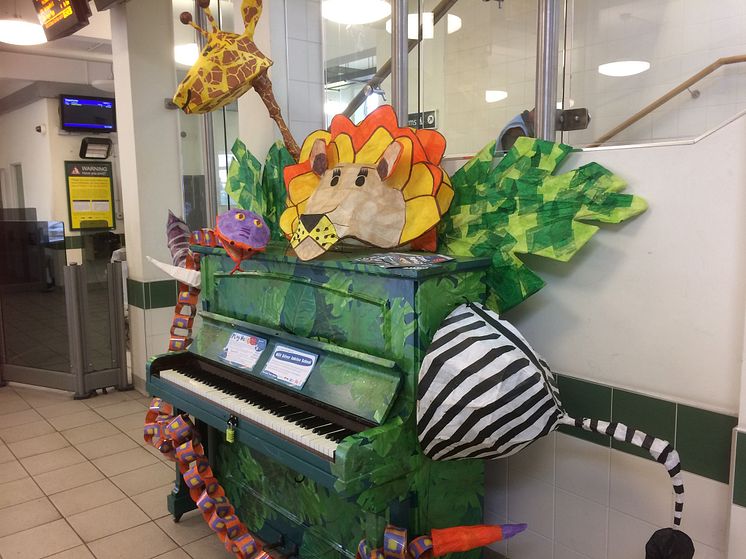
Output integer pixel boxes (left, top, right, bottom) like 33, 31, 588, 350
417, 302, 693, 557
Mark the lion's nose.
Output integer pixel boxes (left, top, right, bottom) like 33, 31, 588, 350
299, 214, 324, 231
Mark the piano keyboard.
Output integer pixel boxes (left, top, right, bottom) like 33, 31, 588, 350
158, 369, 355, 460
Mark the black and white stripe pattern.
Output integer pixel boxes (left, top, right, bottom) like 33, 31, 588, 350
417, 303, 562, 461
417, 302, 685, 529
557, 415, 684, 527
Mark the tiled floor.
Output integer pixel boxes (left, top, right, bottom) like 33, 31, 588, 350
0, 383, 233, 559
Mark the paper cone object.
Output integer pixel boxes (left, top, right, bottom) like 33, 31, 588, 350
280, 105, 453, 260
147, 256, 201, 289
431, 524, 527, 556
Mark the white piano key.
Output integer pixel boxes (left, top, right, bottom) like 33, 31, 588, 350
158, 369, 338, 459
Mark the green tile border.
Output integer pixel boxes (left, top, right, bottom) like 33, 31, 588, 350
677, 404, 737, 484
734, 431, 746, 506
127, 278, 176, 309
611, 389, 676, 461
556, 374, 737, 484
557, 375, 611, 447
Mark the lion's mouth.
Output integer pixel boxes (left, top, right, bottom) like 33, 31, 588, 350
291, 214, 340, 260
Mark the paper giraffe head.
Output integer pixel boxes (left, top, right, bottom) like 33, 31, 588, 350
280, 105, 454, 261
173, 0, 271, 114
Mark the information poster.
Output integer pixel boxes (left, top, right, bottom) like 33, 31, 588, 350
65, 161, 115, 230
219, 331, 267, 371
261, 344, 318, 389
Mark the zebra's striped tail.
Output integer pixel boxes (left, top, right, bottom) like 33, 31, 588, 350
558, 415, 684, 528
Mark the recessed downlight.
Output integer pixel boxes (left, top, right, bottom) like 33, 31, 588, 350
598, 60, 650, 77
322, 0, 390, 25
0, 19, 46, 45
485, 90, 508, 103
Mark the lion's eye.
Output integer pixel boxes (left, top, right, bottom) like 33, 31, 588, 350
330, 168, 341, 187
253, 219, 263, 228
355, 168, 368, 187
235, 213, 245, 221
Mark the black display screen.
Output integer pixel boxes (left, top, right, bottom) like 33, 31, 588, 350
60, 95, 117, 133
33, 0, 90, 42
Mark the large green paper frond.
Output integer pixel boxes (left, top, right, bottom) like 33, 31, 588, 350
439, 137, 647, 312
225, 139, 293, 241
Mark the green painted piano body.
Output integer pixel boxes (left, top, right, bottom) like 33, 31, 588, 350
147, 244, 491, 559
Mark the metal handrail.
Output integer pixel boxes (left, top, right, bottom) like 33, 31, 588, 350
588, 54, 746, 147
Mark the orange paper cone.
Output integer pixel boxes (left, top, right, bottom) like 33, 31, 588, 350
431, 524, 527, 557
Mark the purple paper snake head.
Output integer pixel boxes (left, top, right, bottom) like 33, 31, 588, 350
214, 209, 271, 273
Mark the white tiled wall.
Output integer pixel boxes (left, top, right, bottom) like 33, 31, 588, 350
484, 432, 731, 559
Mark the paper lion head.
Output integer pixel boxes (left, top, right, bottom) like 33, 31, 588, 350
280, 105, 454, 260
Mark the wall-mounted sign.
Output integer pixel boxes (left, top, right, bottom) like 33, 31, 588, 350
65, 161, 115, 230
33, 0, 91, 42
407, 110, 437, 129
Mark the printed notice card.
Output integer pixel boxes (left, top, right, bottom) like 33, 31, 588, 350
219, 331, 267, 371
261, 344, 318, 389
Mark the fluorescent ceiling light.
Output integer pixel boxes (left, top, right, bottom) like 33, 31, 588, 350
322, 0, 390, 25
0, 19, 46, 45
485, 90, 508, 103
598, 60, 650, 77
324, 100, 347, 116
174, 43, 199, 66
385, 13, 461, 39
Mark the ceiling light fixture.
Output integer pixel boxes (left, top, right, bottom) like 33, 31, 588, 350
322, 0, 390, 25
385, 13, 462, 39
174, 43, 199, 66
598, 60, 650, 77
0, 18, 46, 45
485, 90, 508, 103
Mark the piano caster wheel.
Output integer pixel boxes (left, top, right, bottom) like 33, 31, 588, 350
263, 537, 284, 550
285, 543, 299, 559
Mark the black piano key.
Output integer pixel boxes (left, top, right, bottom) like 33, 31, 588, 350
314, 423, 344, 435
298, 417, 328, 429
329, 429, 354, 443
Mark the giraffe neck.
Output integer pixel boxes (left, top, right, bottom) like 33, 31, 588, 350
254, 73, 301, 161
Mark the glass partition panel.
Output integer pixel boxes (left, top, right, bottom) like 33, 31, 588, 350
411, 0, 539, 156
322, 2, 392, 125
80, 232, 123, 372
0, 220, 70, 372
562, 0, 746, 147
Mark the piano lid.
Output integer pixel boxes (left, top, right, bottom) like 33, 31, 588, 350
191, 242, 491, 280
189, 312, 402, 426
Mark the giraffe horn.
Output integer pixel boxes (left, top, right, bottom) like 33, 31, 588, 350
179, 12, 209, 39
198, 0, 220, 32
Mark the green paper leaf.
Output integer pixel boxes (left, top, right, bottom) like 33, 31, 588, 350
439, 136, 647, 312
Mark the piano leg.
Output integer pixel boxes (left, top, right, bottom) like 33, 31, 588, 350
166, 414, 210, 522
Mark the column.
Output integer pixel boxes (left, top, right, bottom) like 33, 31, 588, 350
110, 0, 183, 390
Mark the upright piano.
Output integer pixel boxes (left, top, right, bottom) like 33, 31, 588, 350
147, 244, 491, 559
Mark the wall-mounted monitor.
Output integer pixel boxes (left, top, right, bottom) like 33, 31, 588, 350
60, 95, 117, 133
33, 0, 91, 42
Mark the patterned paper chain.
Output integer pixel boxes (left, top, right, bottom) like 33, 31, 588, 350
144, 398, 268, 559
357, 526, 433, 559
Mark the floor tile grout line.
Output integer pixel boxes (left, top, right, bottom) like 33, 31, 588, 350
1, 384, 182, 559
